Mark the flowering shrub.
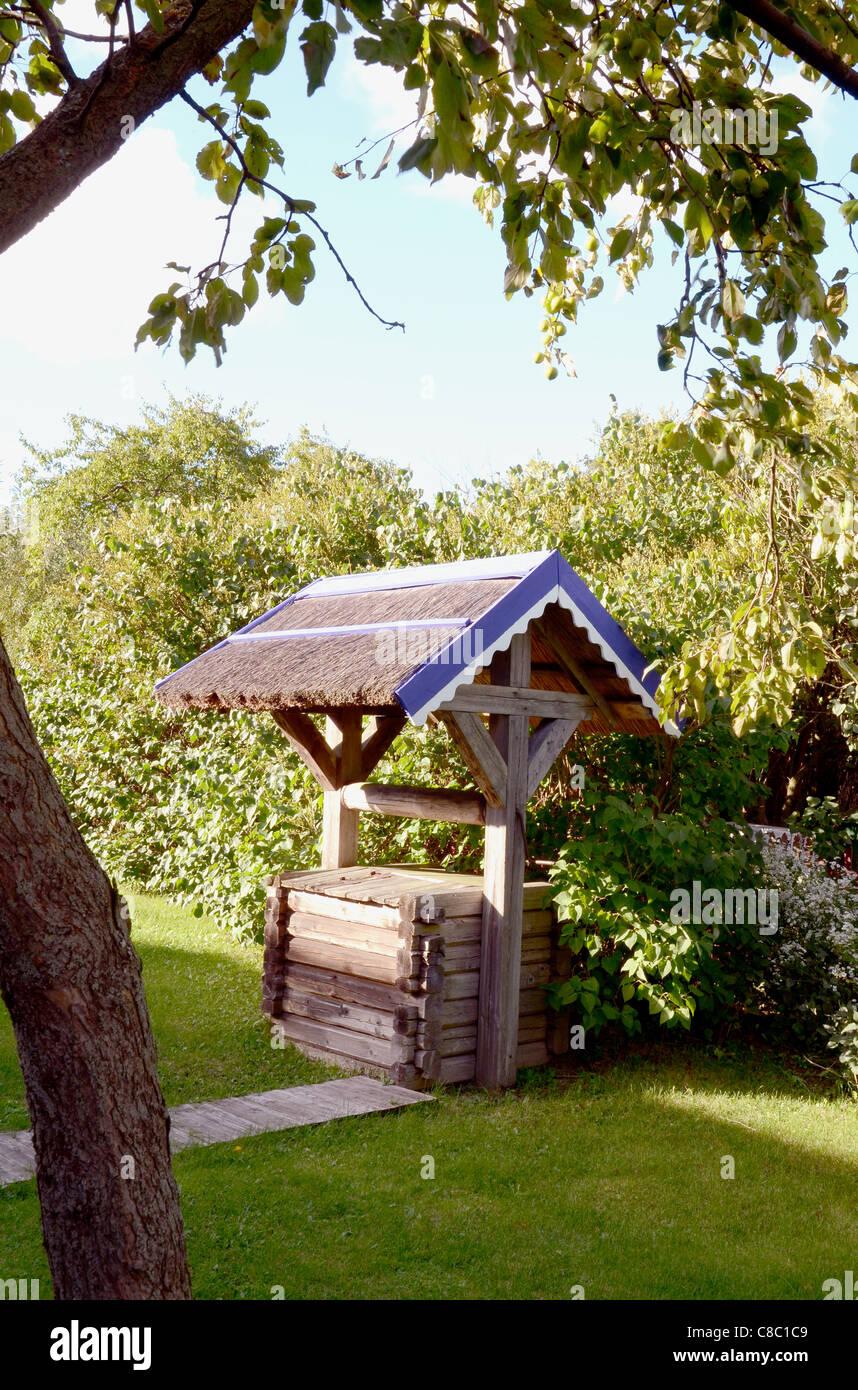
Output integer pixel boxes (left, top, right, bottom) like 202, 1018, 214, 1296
758, 839, 858, 1046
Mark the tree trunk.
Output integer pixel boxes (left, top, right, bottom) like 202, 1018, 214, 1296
0, 635, 191, 1299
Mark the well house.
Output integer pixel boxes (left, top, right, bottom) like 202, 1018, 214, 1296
156, 549, 673, 1088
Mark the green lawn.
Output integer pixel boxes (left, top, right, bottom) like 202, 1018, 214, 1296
2, 893, 857, 1300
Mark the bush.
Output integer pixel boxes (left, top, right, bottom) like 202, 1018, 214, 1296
548, 794, 767, 1037
824, 1004, 858, 1098
787, 795, 858, 865
756, 839, 858, 1045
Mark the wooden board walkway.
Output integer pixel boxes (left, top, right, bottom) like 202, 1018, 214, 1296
0, 1077, 433, 1186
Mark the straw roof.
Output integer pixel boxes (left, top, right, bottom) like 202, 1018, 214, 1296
155, 550, 674, 736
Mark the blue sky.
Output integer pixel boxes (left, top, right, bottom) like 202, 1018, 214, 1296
0, 14, 853, 506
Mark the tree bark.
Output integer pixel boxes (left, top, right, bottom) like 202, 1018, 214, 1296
725, 0, 858, 100
0, 0, 258, 255
0, 635, 191, 1299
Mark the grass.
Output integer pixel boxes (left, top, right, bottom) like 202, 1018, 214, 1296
2, 893, 858, 1299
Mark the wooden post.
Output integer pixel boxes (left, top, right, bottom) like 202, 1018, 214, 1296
476, 632, 530, 1089
322, 711, 362, 868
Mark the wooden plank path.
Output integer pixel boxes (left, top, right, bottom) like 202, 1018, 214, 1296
0, 1077, 433, 1186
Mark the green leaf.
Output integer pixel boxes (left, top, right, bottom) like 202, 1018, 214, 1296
300, 21, 336, 94
722, 280, 745, 320
348, 0, 382, 17
433, 58, 470, 128
134, 0, 164, 33
196, 141, 225, 181
609, 228, 634, 262
242, 272, 259, 308
777, 323, 797, 362
215, 164, 242, 206
9, 88, 35, 121
504, 262, 528, 293
398, 136, 437, 172
250, 31, 287, 75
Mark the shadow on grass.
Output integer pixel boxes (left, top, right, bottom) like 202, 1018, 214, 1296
1, 1045, 857, 1300
164, 1065, 858, 1300
552, 1030, 836, 1102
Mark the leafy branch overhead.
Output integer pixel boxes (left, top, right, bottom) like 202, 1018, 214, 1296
2, 0, 858, 728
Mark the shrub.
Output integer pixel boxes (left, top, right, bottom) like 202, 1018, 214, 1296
756, 839, 858, 1045
824, 1003, 858, 1098
548, 794, 767, 1037
787, 795, 858, 865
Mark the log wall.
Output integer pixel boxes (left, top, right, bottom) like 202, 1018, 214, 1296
263, 867, 571, 1087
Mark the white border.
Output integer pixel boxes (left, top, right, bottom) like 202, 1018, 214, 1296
407, 582, 680, 737
301, 551, 554, 598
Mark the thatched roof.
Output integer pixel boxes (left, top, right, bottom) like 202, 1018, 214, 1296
155, 550, 676, 736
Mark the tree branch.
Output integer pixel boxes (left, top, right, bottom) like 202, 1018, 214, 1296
25, 0, 80, 87
726, 0, 858, 99
0, 0, 258, 256
180, 89, 405, 332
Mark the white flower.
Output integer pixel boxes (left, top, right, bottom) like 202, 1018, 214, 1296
760, 839, 858, 958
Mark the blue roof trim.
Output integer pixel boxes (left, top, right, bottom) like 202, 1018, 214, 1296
555, 556, 662, 704
393, 549, 672, 729
393, 551, 560, 720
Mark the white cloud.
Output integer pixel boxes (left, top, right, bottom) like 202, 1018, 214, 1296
55, 0, 123, 43
55, 0, 109, 27
0, 125, 277, 365
770, 69, 834, 146
339, 53, 422, 136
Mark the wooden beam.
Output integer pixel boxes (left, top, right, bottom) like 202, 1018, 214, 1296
271, 710, 338, 791
477, 633, 530, 1089
360, 715, 406, 779
526, 717, 581, 799
440, 686, 593, 721
436, 710, 507, 808
535, 616, 619, 729
322, 712, 362, 868
341, 783, 486, 826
